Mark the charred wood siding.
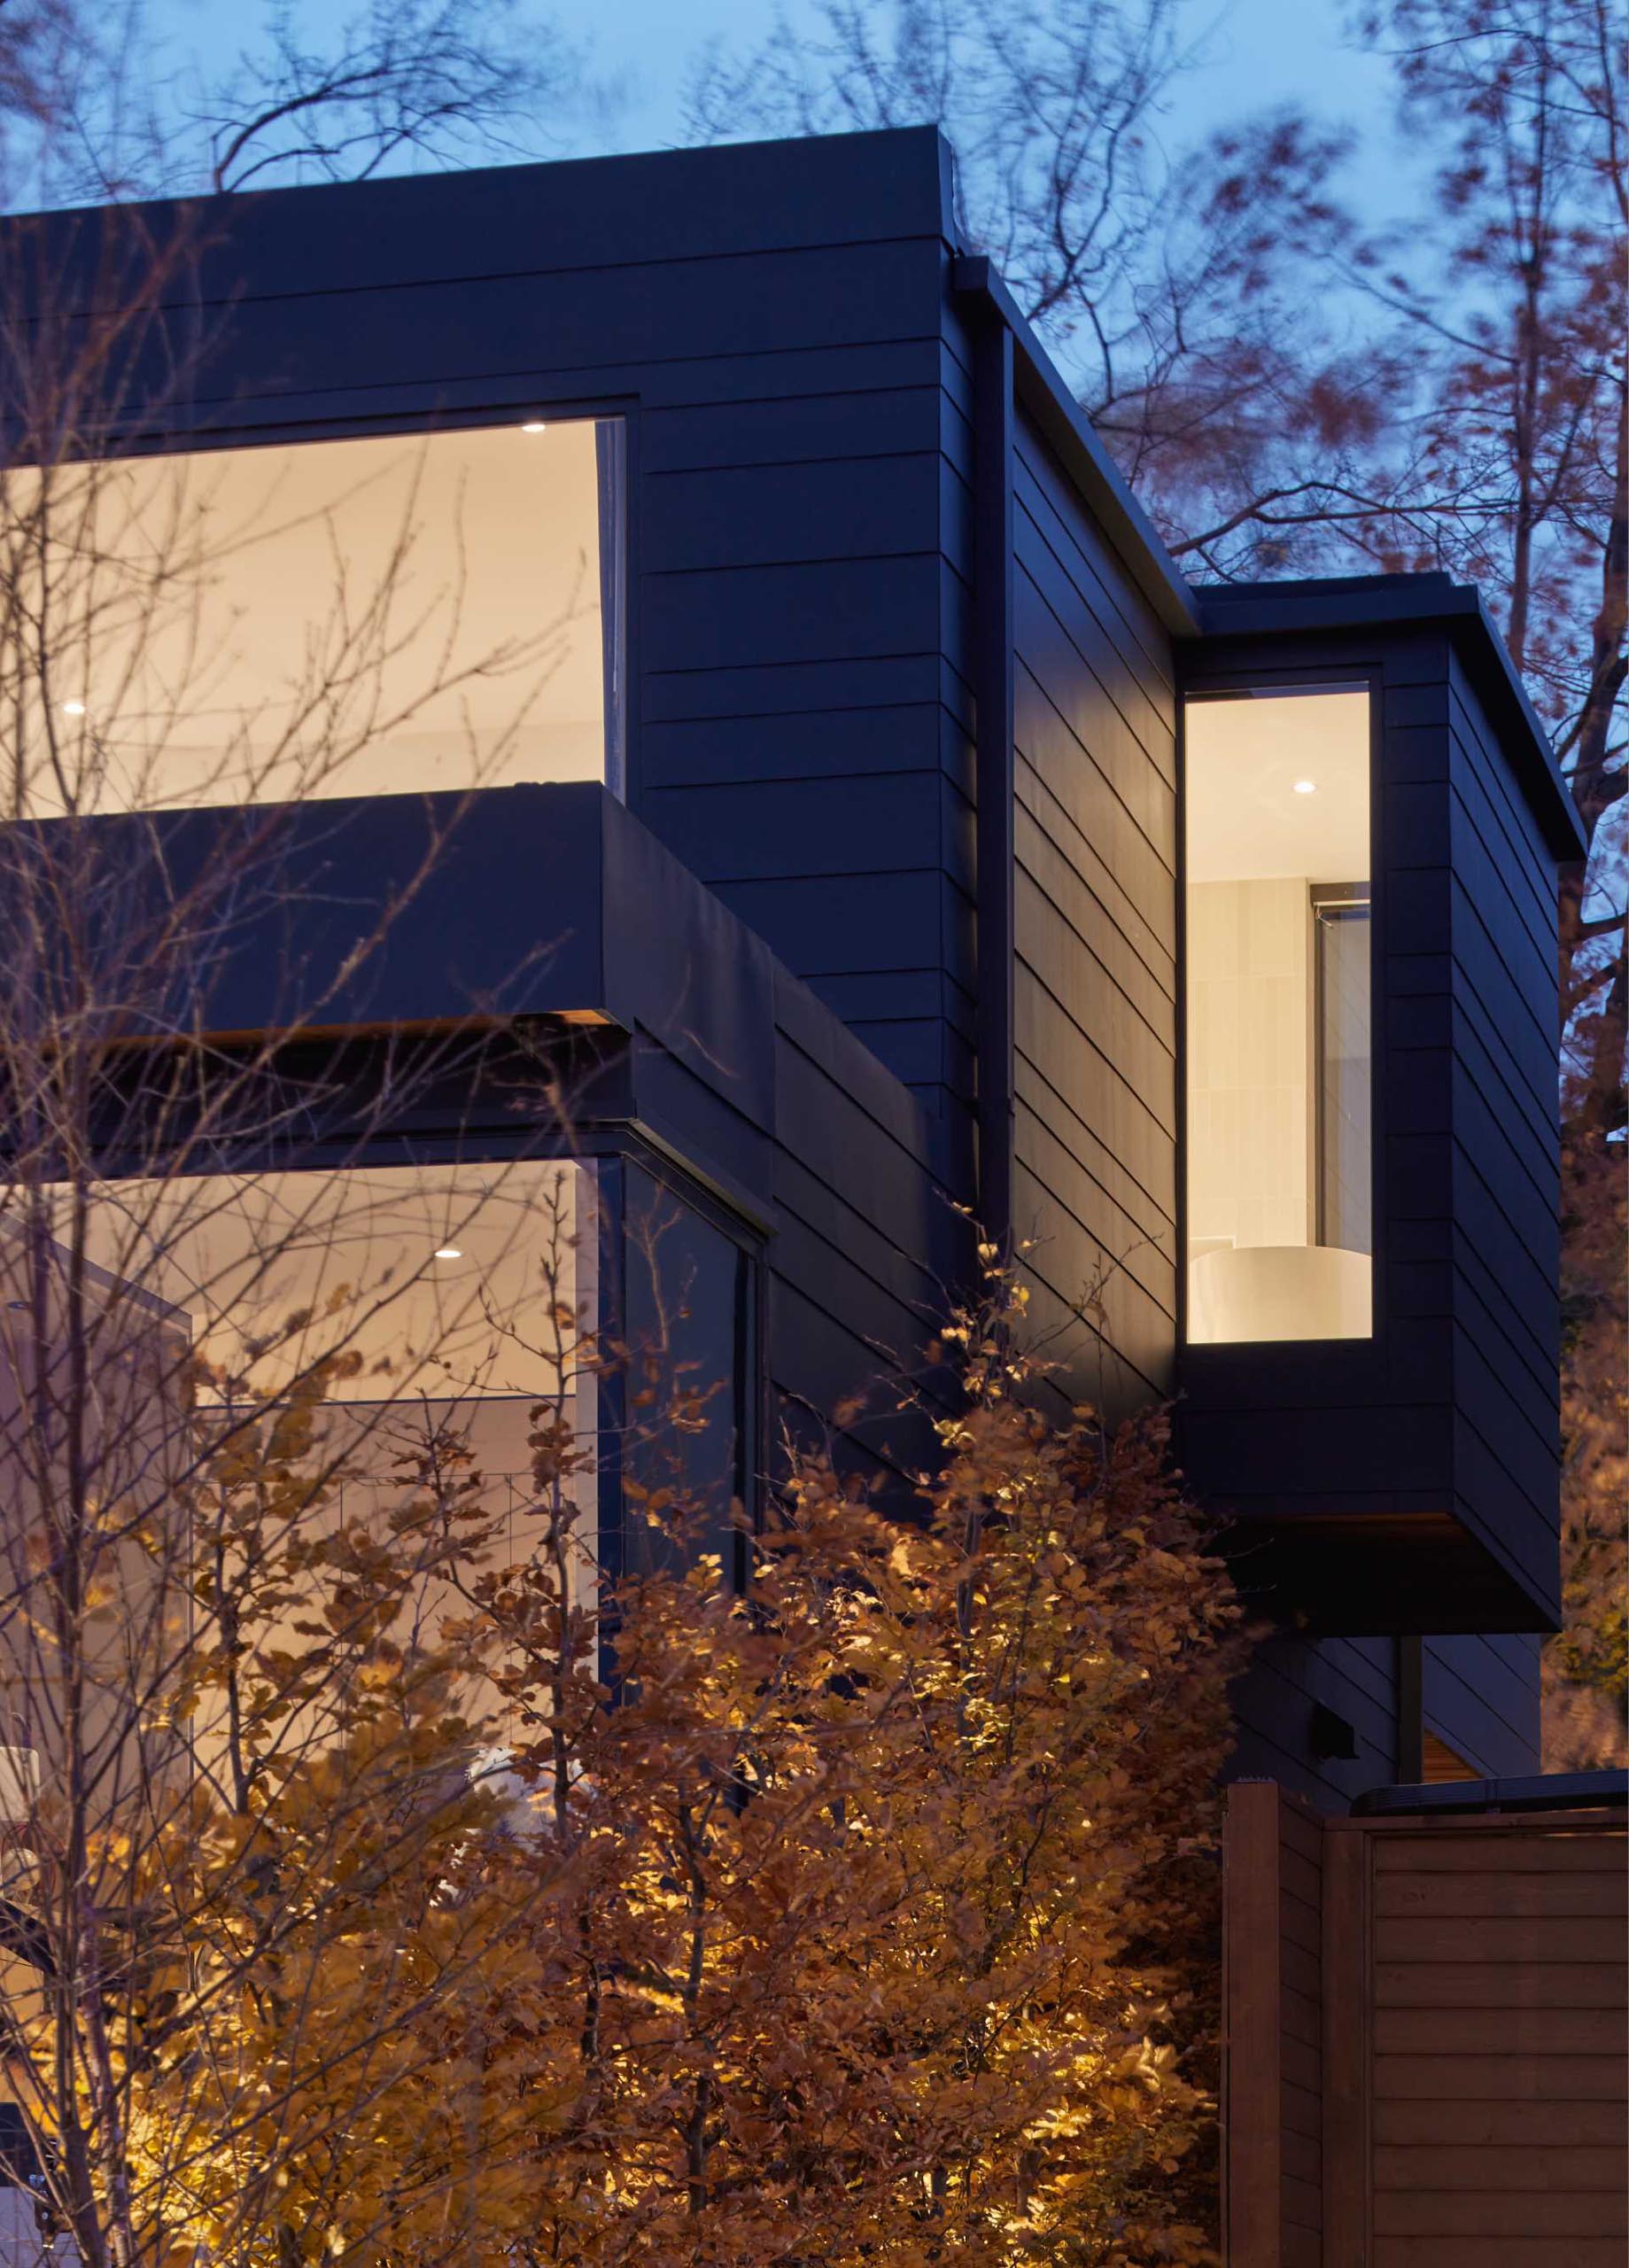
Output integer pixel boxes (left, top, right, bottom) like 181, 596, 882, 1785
1008, 411, 1179, 1413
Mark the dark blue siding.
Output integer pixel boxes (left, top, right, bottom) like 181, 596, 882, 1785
1178, 615, 1566, 1635
1423, 1634, 1541, 1777
1230, 1635, 1401, 1811
23, 128, 978, 1138
1008, 413, 1178, 1413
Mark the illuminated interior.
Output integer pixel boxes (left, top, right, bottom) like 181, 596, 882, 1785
0, 1160, 596, 1596
1184, 687, 1373, 1342
7, 417, 622, 816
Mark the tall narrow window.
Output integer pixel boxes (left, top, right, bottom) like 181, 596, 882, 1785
1184, 687, 1373, 1342
617, 1163, 752, 1590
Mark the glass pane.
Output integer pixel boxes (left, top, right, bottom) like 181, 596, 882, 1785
0, 1161, 598, 1774
619, 1165, 749, 1588
1184, 687, 1373, 1342
3, 418, 623, 817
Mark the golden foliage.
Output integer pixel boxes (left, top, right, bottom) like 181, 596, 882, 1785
18, 1266, 1244, 2268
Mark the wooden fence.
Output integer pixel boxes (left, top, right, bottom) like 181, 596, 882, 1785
1222, 1779, 1627, 2266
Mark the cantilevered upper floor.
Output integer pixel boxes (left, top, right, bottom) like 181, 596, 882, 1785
0, 127, 1585, 1642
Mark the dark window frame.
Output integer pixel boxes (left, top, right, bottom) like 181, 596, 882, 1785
23, 400, 637, 809
1175, 669, 1384, 1350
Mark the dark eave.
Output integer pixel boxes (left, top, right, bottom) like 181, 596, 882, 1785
1353, 1767, 1628, 1818
1195, 571, 1587, 861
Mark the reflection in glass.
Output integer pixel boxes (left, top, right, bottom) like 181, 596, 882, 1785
617, 1163, 750, 1589
1184, 687, 1373, 1342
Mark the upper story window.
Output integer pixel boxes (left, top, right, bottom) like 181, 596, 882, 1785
4, 416, 625, 818
0, 1144, 753, 1768
1184, 687, 1373, 1343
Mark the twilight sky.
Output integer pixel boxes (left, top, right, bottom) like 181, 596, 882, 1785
145, 0, 1423, 222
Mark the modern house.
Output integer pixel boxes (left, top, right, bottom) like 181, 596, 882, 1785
0, 123, 1584, 1818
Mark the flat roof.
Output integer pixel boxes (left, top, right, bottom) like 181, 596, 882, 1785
1195, 571, 1586, 858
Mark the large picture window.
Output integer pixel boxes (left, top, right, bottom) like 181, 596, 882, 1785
4, 416, 624, 818
0, 1159, 601, 1796
0, 1150, 755, 1775
0, 1152, 594, 1560
1184, 687, 1373, 1343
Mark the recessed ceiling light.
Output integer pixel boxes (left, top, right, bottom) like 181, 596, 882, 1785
1292, 780, 1316, 794
62, 700, 87, 717
434, 1246, 462, 1260
519, 421, 547, 434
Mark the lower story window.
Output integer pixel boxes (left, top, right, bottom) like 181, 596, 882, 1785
0, 1152, 754, 1762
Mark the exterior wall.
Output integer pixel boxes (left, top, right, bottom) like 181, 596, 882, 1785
764, 963, 967, 1494
1423, 1635, 1541, 1781
1006, 410, 1179, 1410
1436, 651, 1565, 1627
1231, 1637, 1403, 1814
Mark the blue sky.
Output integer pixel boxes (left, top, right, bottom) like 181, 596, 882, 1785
146, 0, 1420, 220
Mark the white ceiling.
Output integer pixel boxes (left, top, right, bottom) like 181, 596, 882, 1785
7, 1162, 581, 1404
1185, 688, 1369, 883
35, 419, 609, 809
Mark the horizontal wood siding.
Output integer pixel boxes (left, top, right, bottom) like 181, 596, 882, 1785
1009, 412, 1177, 1414
1366, 1817, 1628, 2264
1229, 1787, 1627, 2268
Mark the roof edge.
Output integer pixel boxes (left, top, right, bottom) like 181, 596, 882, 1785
1196, 573, 1587, 861
951, 253, 1199, 639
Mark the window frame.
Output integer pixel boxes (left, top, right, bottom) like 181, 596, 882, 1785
3, 1113, 762, 1705
1176, 666, 1384, 1352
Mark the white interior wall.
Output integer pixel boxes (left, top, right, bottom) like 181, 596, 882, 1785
1186, 875, 1315, 1258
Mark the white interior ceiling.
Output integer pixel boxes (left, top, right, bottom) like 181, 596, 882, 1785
14, 1162, 581, 1405
1185, 688, 1369, 882
30, 419, 609, 810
